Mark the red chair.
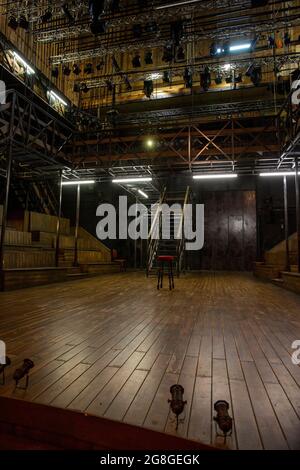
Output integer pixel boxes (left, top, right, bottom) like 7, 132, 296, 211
157, 255, 175, 290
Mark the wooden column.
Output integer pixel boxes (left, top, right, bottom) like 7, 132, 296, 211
283, 175, 290, 272
295, 157, 300, 273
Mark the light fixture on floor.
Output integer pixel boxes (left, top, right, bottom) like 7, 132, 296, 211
13, 359, 34, 390
168, 384, 187, 430
213, 400, 233, 442
112, 177, 152, 183
193, 173, 238, 179
0, 357, 11, 385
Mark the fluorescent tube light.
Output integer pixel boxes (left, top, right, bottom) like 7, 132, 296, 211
112, 177, 152, 183
12, 52, 35, 74
259, 172, 296, 177
229, 43, 251, 52
138, 189, 149, 199
193, 174, 238, 180
49, 90, 68, 106
61, 180, 95, 186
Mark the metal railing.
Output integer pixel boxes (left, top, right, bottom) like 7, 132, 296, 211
176, 186, 192, 277
146, 186, 166, 276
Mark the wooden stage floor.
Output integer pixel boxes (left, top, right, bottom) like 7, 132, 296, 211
0, 272, 300, 450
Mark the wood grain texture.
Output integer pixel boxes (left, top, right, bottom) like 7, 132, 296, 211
0, 271, 299, 449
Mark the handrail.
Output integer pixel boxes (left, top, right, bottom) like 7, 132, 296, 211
176, 186, 191, 277
146, 186, 166, 276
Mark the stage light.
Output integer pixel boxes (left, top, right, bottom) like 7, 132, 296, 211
84, 63, 93, 74
73, 83, 81, 92
96, 62, 104, 70
284, 32, 291, 46
49, 90, 68, 106
132, 54, 141, 68
138, 189, 149, 199
51, 67, 59, 78
223, 63, 231, 71
13, 359, 34, 390
246, 64, 262, 86
145, 51, 153, 65
62, 3, 75, 23
112, 177, 152, 183
168, 385, 187, 430
0, 357, 11, 385
145, 21, 158, 33
193, 173, 238, 179
215, 73, 223, 85
214, 400, 233, 441
229, 43, 251, 52
234, 73, 243, 83
19, 16, 30, 31
90, 19, 106, 34
259, 171, 296, 177
146, 138, 155, 148
62, 180, 95, 186
63, 65, 71, 76
41, 10, 52, 23
73, 64, 81, 75
200, 66, 211, 91
225, 74, 233, 83
12, 52, 35, 74
162, 46, 173, 63
183, 67, 193, 89
132, 24, 143, 38
177, 46, 185, 60
163, 70, 171, 83
8, 16, 18, 30
82, 83, 89, 93
144, 80, 153, 98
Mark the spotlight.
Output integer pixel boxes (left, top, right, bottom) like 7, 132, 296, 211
162, 45, 173, 63
96, 62, 104, 70
41, 10, 52, 23
132, 24, 143, 38
19, 16, 30, 31
13, 359, 34, 390
90, 19, 106, 34
84, 63, 93, 74
170, 20, 184, 46
168, 385, 187, 430
145, 21, 158, 34
8, 16, 18, 31
210, 42, 219, 56
176, 46, 185, 60
0, 357, 11, 385
63, 65, 71, 76
73, 83, 81, 92
144, 79, 153, 98
284, 32, 291, 46
132, 54, 141, 68
51, 67, 59, 78
106, 79, 114, 92
214, 400, 233, 442
183, 67, 193, 88
144, 51, 153, 65
234, 73, 243, 83
163, 70, 171, 83
225, 74, 233, 84
215, 73, 223, 85
73, 64, 81, 75
268, 35, 275, 48
62, 3, 75, 23
246, 64, 262, 86
200, 66, 211, 91
82, 84, 89, 93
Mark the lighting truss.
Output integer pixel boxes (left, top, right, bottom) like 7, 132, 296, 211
50, 15, 300, 64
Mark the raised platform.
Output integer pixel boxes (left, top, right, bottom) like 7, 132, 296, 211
281, 271, 300, 295
0, 397, 213, 450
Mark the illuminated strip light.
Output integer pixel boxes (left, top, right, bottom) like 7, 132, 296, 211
156, 0, 201, 9
229, 43, 251, 52
259, 172, 296, 177
193, 174, 238, 180
112, 177, 152, 183
138, 189, 149, 199
12, 52, 35, 74
49, 90, 68, 107
61, 180, 95, 186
